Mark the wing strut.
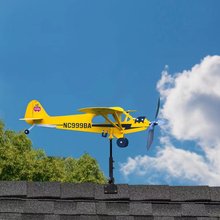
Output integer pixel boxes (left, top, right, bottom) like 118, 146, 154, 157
101, 114, 122, 131
113, 112, 123, 130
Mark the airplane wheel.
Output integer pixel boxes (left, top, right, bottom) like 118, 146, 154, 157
117, 138, 129, 148
24, 129, 29, 135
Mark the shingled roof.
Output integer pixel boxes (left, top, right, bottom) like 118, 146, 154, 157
0, 181, 219, 219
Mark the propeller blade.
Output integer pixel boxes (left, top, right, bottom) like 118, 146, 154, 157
155, 98, 160, 119
146, 98, 161, 150
147, 124, 155, 150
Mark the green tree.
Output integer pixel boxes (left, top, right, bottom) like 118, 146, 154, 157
65, 154, 106, 183
0, 120, 107, 183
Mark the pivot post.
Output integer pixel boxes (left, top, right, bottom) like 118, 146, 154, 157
104, 138, 118, 194
109, 138, 114, 184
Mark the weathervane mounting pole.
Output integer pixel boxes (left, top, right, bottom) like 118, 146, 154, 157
109, 138, 114, 184
104, 138, 118, 194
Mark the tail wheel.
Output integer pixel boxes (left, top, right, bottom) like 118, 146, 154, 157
117, 138, 129, 148
24, 129, 30, 135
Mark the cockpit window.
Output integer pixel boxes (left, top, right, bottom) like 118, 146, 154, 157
135, 116, 146, 123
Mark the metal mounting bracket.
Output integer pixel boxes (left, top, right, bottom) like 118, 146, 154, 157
104, 184, 118, 194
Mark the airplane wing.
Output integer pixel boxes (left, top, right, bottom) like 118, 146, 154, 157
78, 107, 124, 114
79, 107, 125, 131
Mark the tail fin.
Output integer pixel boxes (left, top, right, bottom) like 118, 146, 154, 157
20, 100, 49, 123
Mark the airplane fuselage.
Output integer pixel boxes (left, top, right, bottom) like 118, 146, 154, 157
27, 113, 150, 139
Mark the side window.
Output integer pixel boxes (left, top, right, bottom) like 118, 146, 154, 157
93, 115, 117, 124
121, 114, 126, 122
92, 116, 105, 124
123, 113, 132, 122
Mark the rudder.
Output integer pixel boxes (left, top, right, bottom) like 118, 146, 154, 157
24, 100, 49, 120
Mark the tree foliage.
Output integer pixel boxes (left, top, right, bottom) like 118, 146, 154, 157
0, 120, 106, 183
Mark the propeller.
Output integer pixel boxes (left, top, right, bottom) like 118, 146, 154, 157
147, 98, 160, 150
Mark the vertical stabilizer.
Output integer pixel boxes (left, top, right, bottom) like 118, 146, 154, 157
23, 100, 49, 120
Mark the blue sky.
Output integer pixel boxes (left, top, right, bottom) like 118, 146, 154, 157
0, 0, 220, 185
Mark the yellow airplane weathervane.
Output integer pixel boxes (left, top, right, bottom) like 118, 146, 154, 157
20, 99, 160, 148
20, 99, 161, 190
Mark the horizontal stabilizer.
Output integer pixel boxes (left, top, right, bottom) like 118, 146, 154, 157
19, 117, 43, 121
37, 124, 55, 128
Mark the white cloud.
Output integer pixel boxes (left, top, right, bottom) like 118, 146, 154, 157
158, 55, 220, 144
120, 55, 220, 185
120, 137, 220, 185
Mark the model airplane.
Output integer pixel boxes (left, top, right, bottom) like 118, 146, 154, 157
20, 99, 160, 149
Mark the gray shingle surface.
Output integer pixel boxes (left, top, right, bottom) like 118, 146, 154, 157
130, 185, 170, 201
79, 215, 98, 220
198, 218, 219, 220
61, 183, 95, 199
76, 202, 96, 215
181, 203, 207, 217
174, 217, 197, 220
59, 215, 81, 220
28, 182, 60, 198
22, 214, 47, 220
54, 201, 77, 215
54, 201, 96, 215
22, 214, 61, 220
209, 187, 220, 201
116, 216, 134, 220
24, 200, 54, 214
130, 202, 152, 215
152, 203, 181, 216
60, 215, 97, 220
134, 217, 154, 220
0, 181, 27, 197
205, 204, 220, 217
170, 186, 210, 201
55, 201, 96, 215
97, 202, 130, 215
44, 215, 61, 220
0, 199, 24, 213
0, 213, 22, 220
154, 217, 175, 220
98, 216, 116, 220
0, 181, 219, 219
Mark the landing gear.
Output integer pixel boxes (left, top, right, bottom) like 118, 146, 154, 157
102, 131, 108, 138
117, 138, 129, 148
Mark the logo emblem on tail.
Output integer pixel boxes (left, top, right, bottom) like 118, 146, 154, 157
33, 104, 41, 112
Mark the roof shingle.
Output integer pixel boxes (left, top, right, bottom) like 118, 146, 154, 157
0, 181, 219, 219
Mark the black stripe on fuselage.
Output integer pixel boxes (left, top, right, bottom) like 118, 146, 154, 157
92, 124, 139, 130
